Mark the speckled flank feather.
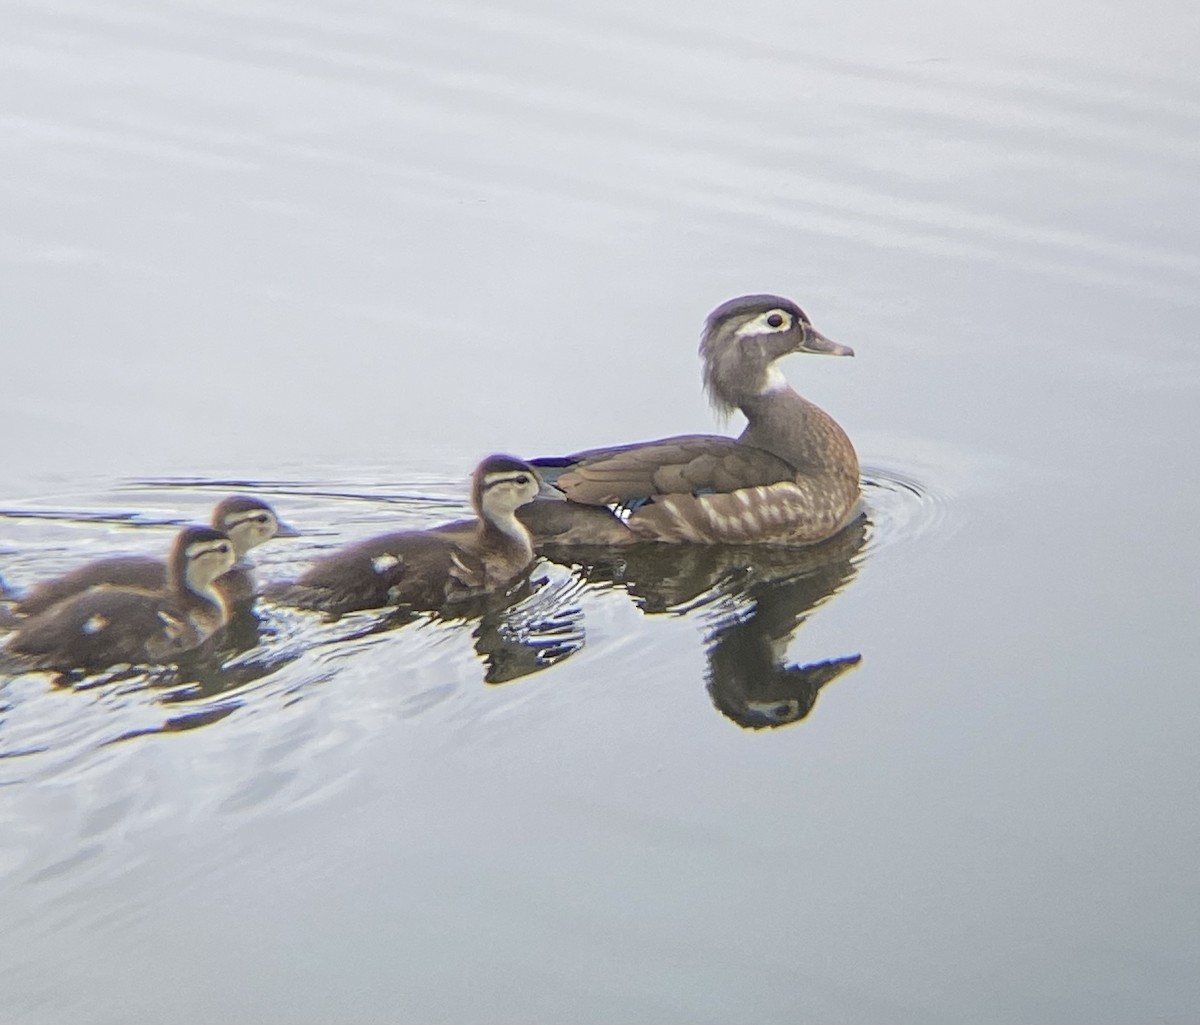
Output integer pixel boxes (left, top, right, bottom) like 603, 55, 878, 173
625, 478, 860, 545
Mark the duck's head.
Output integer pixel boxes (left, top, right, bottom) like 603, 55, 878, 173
211, 496, 299, 557
170, 525, 237, 596
700, 294, 853, 414
471, 455, 551, 521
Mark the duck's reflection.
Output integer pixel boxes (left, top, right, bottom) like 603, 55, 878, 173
539, 517, 867, 729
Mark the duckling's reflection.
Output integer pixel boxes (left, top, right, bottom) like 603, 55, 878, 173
236, 571, 583, 691
318, 574, 586, 686
18, 568, 582, 738
539, 517, 867, 729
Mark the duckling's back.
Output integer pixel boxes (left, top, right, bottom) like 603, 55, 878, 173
7, 586, 210, 671
17, 555, 257, 618
282, 531, 463, 614
15, 556, 166, 617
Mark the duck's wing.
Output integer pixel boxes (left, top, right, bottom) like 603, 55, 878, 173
429, 521, 523, 597
17, 556, 167, 616
7, 586, 186, 670
535, 435, 796, 507
533, 436, 856, 545
277, 532, 457, 614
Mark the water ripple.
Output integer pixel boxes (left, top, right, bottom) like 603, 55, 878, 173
0, 457, 950, 891
861, 464, 956, 554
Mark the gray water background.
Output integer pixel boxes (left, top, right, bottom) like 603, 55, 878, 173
1, 0, 1199, 1021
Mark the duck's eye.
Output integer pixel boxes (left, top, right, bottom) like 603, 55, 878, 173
766, 312, 786, 329
257, 514, 270, 524
515, 475, 530, 486
217, 544, 230, 555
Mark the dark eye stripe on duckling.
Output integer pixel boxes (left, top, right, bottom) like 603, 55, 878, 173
224, 510, 271, 527
482, 472, 532, 491
186, 540, 231, 559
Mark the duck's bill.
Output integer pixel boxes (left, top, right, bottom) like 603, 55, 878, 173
274, 519, 303, 538
535, 477, 568, 501
799, 327, 854, 357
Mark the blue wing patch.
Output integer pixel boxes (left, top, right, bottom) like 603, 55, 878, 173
616, 496, 654, 516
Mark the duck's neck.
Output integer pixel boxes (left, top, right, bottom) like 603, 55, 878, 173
478, 510, 535, 562
178, 571, 228, 621
737, 385, 858, 479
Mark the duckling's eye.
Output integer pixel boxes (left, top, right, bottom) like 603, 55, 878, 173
256, 514, 270, 524
766, 312, 786, 328
217, 544, 231, 555
515, 475, 530, 486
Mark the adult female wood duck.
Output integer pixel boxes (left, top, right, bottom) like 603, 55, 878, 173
5, 526, 236, 672
518, 294, 860, 546
273, 455, 548, 615
12, 496, 296, 617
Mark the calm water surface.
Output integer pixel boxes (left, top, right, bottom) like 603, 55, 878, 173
2, 0, 1198, 1022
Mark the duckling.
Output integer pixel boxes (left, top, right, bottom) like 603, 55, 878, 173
12, 495, 296, 618
274, 456, 546, 615
5, 525, 236, 672
518, 294, 859, 546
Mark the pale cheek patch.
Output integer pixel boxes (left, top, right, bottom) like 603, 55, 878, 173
82, 614, 108, 635
372, 554, 401, 574
227, 513, 269, 543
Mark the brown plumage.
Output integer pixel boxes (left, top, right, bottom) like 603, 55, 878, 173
519, 294, 859, 546
12, 496, 295, 617
272, 456, 545, 616
5, 526, 236, 672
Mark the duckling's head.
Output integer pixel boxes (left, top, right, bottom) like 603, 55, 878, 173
700, 294, 853, 415
211, 496, 298, 557
471, 455, 546, 521
170, 525, 237, 595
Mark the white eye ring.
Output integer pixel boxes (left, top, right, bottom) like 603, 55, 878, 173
735, 310, 792, 337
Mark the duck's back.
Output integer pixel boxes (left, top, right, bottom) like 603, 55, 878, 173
542, 435, 797, 505
283, 519, 537, 615
7, 586, 212, 671
16, 556, 165, 617
16, 556, 256, 617
288, 531, 463, 614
